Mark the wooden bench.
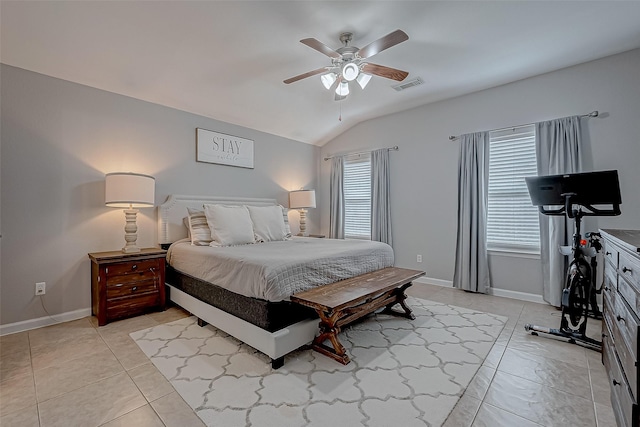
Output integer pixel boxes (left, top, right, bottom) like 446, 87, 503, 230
291, 267, 425, 364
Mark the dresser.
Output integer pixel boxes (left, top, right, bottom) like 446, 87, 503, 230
601, 229, 640, 427
89, 248, 167, 326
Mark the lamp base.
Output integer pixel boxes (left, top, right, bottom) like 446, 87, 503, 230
298, 209, 309, 237
122, 209, 141, 253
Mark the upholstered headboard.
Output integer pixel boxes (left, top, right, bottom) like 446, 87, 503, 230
157, 194, 278, 246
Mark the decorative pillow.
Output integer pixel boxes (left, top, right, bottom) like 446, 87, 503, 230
204, 204, 256, 247
280, 205, 292, 238
187, 208, 213, 246
183, 217, 191, 238
247, 205, 288, 242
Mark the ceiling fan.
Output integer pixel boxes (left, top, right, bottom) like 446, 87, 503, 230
284, 29, 409, 101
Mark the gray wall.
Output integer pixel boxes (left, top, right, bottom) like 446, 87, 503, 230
320, 49, 640, 296
0, 64, 320, 325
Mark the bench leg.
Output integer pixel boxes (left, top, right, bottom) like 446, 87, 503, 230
311, 310, 351, 365
381, 282, 416, 320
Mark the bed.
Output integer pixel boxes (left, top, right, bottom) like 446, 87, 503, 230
158, 195, 394, 367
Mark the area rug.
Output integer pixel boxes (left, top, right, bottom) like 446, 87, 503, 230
131, 297, 506, 427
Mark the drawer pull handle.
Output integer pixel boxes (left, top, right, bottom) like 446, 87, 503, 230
606, 251, 612, 256
612, 379, 621, 386
132, 286, 138, 292
616, 315, 626, 322
132, 264, 138, 270
622, 266, 632, 273
604, 286, 610, 292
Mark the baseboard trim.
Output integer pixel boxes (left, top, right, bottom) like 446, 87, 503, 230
488, 288, 546, 304
0, 308, 92, 336
414, 276, 453, 288
413, 276, 546, 304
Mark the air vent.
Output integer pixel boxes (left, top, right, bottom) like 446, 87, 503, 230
392, 77, 424, 92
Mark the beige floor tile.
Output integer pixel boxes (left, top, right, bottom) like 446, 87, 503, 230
128, 362, 175, 402
407, 283, 446, 300
147, 306, 190, 324
594, 402, 617, 427
497, 347, 592, 399
472, 402, 543, 427
37, 371, 146, 427
0, 372, 36, 415
97, 315, 160, 342
34, 347, 123, 402
0, 404, 39, 427
0, 347, 32, 382
589, 366, 613, 406
482, 344, 505, 369
508, 327, 588, 368
104, 334, 152, 370
101, 404, 165, 427
151, 392, 205, 427
484, 371, 596, 426
464, 366, 495, 400
0, 332, 30, 354
442, 394, 481, 427
30, 331, 109, 371
28, 318, 95, 348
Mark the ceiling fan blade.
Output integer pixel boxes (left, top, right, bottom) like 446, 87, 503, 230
300, 38, 341, 59
361, 63, 409, 82
357, 29, 409, 60
283, 67, 328, 84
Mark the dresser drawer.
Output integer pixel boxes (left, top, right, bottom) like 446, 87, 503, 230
604, 331, 637, 427
105, 259, 162, 280
620, 250, 640, 293
603, 240, 620, 268
106, 279, 159, 300
612, 291, 640, 362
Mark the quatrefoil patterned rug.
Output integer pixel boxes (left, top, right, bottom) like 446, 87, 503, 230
131, 297, 506, 427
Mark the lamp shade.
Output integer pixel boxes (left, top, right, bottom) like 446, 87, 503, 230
289, 189, 316, 209
105, 172, 155, 208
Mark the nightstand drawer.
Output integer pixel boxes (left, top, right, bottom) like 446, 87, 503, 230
612, 292, 640, 361
603, 240, 619, 268
107, 279, 159, 300
106, 294, 161, 319
105, 259, 161, 279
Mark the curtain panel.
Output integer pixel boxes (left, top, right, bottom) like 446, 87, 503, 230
329, 156, 345, 239
453, 132, 491, 293
535, 116, 583, 307
371, 149, 393, 245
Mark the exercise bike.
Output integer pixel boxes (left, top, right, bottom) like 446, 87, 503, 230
523, 170, 622, 352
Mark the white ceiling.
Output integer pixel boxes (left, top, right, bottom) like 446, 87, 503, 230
2, 1, 640, 146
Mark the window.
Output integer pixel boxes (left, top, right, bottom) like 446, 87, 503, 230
487, 124, 540, 253
344, 155, 371, 239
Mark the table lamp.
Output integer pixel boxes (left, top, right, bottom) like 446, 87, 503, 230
289, 189, 316, 237
105, 172, 155, 253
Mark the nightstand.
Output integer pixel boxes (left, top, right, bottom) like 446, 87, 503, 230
88, 248, 167, 326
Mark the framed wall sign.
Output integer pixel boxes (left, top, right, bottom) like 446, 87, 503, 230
196, 128, 254, 169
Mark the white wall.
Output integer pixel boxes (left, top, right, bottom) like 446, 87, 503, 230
320, 49, 640, 297
0, 65, 320, 326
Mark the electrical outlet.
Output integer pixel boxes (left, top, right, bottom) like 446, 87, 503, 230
35, 282, 46, 296
417, 254, 422, 263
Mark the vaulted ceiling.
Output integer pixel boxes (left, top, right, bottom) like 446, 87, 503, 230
2, 1, 640, 145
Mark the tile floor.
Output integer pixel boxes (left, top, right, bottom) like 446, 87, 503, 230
0, 284, 615, 427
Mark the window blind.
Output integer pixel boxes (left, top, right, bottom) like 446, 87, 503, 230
344, 156, 372, 239
487, 124, 540, 253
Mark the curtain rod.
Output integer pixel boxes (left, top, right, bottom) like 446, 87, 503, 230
448, 111, 599, 141
323, 145, 399, 161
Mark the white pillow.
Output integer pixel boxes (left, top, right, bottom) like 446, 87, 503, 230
204, 204, 255, 246
187, 208, 213, 246
247, 205, 288, 242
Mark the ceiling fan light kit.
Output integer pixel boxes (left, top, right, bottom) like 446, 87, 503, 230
284, 29, 410, 101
